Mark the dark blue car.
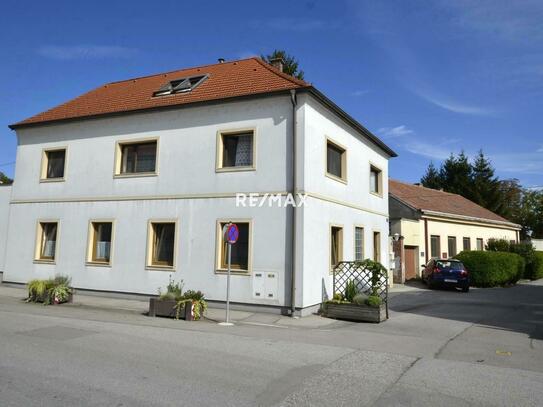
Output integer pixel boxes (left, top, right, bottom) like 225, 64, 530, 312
421, 259, 470, 292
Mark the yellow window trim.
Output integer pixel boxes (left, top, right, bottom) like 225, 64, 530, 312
145, 219, 178, 270
215, 218, 253, 274
215, 127, 257, 172
113, 137, 159, 178
325, 137, 347, 184
85, 219, 116, 267
34, 219, 60, 264
40, 147, 67, 182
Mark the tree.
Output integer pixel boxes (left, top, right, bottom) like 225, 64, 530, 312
261, 50, 305, 80
470, 150, 503, 214
420, 162, 441, 189
0, 171, 12, 185
514, 189, 543, 239
437, 151, 472, 197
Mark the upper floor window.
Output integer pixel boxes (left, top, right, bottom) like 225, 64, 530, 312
41, 148, 66, 181
216, 130, 255, 171
153, 75, 208, 97
370, 165, 382, 195
326, 139, 346, 182
115, 139, 157, 176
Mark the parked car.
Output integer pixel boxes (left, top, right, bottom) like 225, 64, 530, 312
421, 259, 469, 292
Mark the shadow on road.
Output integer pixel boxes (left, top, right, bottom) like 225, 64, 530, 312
388, 281, 543, 340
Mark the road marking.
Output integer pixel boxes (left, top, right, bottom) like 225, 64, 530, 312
495, 350, 512, 356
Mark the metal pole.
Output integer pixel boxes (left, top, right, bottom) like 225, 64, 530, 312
226, 241, 231, 324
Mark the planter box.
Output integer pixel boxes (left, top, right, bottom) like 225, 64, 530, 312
148, 298, 193, 320
324, 302, 387, 323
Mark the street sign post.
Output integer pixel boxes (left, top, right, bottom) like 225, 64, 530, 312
219, 222, 238, 326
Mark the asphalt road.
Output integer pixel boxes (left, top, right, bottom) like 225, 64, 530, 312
0, 280, 542, 406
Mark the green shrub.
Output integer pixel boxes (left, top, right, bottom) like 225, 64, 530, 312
26, 275, 72, 304
332, 292, 344, 301
365, 295, 382, 308
526, 251, 543, 280
158, 275, 184, 301
344, 280, 358, 302
456, 251, 524, 287
486, 238, 512, 252
352, 293, 368, 305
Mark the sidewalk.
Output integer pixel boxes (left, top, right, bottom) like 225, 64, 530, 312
0, 284, 344, 329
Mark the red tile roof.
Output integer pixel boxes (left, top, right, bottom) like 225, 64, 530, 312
11, 58, 310, 128
389, 179, 518, 226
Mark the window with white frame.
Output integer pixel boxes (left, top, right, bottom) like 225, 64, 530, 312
354, 226, 364, 261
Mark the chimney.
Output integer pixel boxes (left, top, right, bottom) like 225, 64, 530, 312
217, 58, 225, 63
270, 57, 285, 72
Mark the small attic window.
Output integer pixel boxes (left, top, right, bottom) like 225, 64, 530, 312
153, 75, 208, 97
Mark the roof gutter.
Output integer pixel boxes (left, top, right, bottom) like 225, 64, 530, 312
422, 210, 522, 230
289, 89, 298, 316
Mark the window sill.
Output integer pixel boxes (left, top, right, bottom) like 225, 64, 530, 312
114, 172, 158, 179
215, 268, 250, 275
40, 178, 65, 183
86, 261, 111, 268
146, 265, 175, 271
370, 191, 383, 198
215, 166, 256, 173
33, 259, 56, 265
325, 172, 347, 185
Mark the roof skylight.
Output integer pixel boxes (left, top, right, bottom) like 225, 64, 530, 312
153, 75, 208, 97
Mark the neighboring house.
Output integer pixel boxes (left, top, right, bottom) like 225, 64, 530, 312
532, 239, 543, 251
389, 179, 521, 283
4, 57, 396, 315
0, 185, 12, 275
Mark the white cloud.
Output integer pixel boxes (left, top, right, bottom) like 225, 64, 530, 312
411, 87, 495, 116
537, 145, 543, 153
38, 45, 139, 60
378, 125, 414, 138
352, 89, 369, 96
490, 151, 543, 175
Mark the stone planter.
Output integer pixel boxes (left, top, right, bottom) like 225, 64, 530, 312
148, 298, 193, 320
324, 302, 387, 323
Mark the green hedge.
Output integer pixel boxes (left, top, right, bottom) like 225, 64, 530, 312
455, 251, 524, 287
525, 251, 543, 280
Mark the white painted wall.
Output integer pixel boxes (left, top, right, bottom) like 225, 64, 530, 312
5, 92, 393, 311
0, 186, 12, 271
297, 95, 391, 307
532, 239, 543, 251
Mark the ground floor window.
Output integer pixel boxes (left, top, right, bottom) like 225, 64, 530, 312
36, 221, 58, 261
87, 221, 113, 264
147, 221, 176, 268
330, 226, 343, 269
218, 221, 251, 272
430, 235, 440, 258
463, 237, 471, 251
354, 226, 364, 261
373, 231, 381, 262
476, 238, 484, 251
448, 236, 457, 257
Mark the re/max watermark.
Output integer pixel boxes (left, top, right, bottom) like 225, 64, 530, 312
236, 193, 307, 207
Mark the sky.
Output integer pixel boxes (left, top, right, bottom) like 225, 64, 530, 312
0, 0, 542, 187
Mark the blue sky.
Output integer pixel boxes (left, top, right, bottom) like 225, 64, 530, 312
1, 0, 542, 187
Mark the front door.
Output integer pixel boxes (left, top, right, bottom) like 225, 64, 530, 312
404, 246, 418, 280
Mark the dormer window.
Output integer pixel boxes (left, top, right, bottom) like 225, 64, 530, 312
153, 75, 208, 96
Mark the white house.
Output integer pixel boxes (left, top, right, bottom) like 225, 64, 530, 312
3, 57, 396, 315
0, 184, 12, 275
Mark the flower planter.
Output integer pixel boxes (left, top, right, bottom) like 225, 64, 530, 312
324, 302, 387, 323
148, 298, 193, 320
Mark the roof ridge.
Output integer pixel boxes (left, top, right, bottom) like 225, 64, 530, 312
252, 57, 311, 87
390, 179, 455, 196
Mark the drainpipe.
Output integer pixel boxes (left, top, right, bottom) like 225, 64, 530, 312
289, 89, 297, 316
424, 218, 429, 264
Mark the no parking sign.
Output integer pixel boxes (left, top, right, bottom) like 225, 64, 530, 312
224, 223, 239, 244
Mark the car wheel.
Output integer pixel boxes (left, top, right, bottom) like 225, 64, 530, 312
427, 279, 434, 289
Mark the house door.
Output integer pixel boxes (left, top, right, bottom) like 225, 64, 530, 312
404, 246, 418, 280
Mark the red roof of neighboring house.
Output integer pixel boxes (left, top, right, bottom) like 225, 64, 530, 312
11, 58, 309, 128
389, 179, 518, 226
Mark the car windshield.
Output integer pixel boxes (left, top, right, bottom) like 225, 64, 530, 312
436, 261, 464, 270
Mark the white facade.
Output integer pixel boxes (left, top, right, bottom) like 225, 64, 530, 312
4, 93, 392, 313
0, 185, 12, 272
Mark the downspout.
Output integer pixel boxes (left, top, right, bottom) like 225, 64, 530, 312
424, 218, 429, 264
289, 89, 297, 316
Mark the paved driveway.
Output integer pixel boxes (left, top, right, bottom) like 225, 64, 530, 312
0, 280, 541, 406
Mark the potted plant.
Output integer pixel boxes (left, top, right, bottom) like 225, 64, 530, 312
324, 260, 387, 323
174, 290, 207, 321
148, 276, 184, 318
26, 275, 73, 305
